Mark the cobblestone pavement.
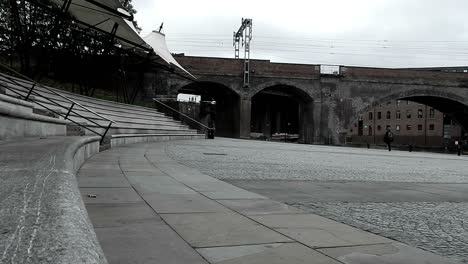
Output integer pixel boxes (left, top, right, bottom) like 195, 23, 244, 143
291, 202, 468, 263
166, 138, 468, 263
166, 138, 468, 183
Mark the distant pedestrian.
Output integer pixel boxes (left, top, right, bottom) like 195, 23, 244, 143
383, 127, 394, 151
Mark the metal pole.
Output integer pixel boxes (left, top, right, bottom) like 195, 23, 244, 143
24, 83, 36, 101
100, 122, 113, 144
65, 102, 75, 119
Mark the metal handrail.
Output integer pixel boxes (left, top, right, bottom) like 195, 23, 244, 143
152, 98, 215, 136
0, 64, 116, 144
0, 64, 116, 124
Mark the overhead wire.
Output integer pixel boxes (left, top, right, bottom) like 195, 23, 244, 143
163, 34, 468, 64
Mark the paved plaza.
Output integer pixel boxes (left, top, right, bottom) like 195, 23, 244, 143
166, 138, 468, 263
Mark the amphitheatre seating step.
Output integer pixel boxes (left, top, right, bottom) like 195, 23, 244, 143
4, 83, 189, 129
0, 93, 70, 139
1, 76, 168, 117
4, 87, 171, 120
0, 74, 201, 138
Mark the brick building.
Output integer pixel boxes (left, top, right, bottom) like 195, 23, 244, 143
350, 100, 463, 147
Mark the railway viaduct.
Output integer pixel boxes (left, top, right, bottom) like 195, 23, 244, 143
145, 55, 468, 145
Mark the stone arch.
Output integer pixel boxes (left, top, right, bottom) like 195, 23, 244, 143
356, 89, 467, 115
250, 82, 315, 143
346, 88, 468, 146
250, 80, 315, 100
177, 81, 241, 138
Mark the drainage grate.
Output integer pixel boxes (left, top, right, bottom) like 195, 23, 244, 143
203, 153, 227, 156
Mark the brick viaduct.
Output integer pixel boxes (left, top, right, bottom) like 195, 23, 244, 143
144, 56, 468, 145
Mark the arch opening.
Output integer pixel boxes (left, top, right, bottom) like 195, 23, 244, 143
250, 85, 314, 143
348, 96, 468, 148
178, 81, 240, 138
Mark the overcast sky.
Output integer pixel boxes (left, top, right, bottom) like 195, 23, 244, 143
132, 0, 468, 68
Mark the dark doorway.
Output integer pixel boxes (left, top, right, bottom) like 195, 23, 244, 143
251, 85, 313, 142
179, 82, 240, 138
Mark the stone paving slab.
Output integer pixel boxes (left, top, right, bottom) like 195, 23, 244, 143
80, 187, 143, 204
86, 203, 163, 227
84, 159, 120, 165
217, 199, 306, 215
201, 189, 268, 200
185, 180, 255, 192
121, 167, 160, 172
126, 175, 181, 186
170, 174, 223, 184
80, 163, 121, 170
77, 175, 131, 188
123, 170, 167, 177
276, 228, 392, 249
133, 181, 198, 195
197, 243, 340, 264
250, 214, 392, 248
317, 242, 461, 264
78, 140, 465, 264
143, 193, 230, 213
95, 222, 208, 264
78, 169, 124, 178
160, 212, 293, 247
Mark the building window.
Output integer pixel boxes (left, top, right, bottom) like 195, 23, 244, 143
418, 124, 423, 130
377, 112, 382, 120
369, 112, 373, 120
397, 100, 401, 106
368, 126, 373, 136
429, 108, 435, 119
386, 111, 391, 119
377, 125, 381, 131
407, 124, 412, 130
429, 124, 435, 130
406, 100, 410, 105
406, 110, 411, 119
396, 110, 401, 120
396, 125, 400, 131
418, 109, 423, 118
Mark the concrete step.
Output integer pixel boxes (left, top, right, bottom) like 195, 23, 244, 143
67, 123, 87, 136
6, 88, 185, 127
3, 79, 168, 117
33, 108, 61, 118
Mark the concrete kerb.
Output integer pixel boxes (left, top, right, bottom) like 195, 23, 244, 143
110, 133, 206, 148
0, 136, 106, 264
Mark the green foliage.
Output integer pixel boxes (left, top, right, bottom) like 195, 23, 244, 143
0, 0, 142, 74
119, 0, 141, 32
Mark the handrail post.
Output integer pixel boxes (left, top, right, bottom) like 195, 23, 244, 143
100, 122, 113, 145
24, 83, 36, 101
207, 128, 215, 139
65, 102, 75, 119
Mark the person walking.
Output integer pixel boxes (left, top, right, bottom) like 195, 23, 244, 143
383, 126, 394, 151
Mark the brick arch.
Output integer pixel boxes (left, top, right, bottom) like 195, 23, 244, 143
175, 79, 242, 98
354, 89, 468, 118
177, 80, 241, 98
249, 81, 315, 101
345, 88, 468, 136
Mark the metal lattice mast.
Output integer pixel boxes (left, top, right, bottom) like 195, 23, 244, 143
233, 18, 252, 87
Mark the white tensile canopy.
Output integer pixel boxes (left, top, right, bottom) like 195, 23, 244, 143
143, 31, 195, 79
50, 0, 194, 78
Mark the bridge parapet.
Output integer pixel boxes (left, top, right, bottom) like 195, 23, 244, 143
341, 66, 468, 87
175, 55, 320, 79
